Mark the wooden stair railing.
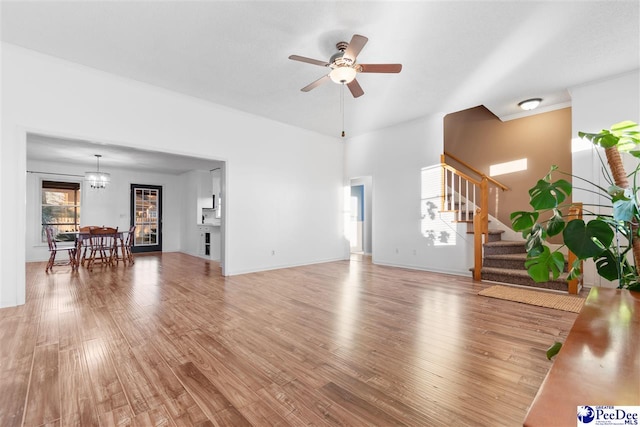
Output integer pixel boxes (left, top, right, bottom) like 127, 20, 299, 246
442, 153, 583, 294
440, 153, 509, 281
444, 152, 509, 191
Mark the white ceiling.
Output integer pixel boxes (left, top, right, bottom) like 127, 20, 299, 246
2, 1, 639, 157
26, 133, 223, 175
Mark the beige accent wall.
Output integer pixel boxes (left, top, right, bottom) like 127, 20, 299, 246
444, 106, 572, 232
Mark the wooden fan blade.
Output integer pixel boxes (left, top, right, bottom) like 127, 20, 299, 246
347, 79, 364, 98
289, 55, 330, 67
343, 34, 368, 63
301, 75, 330, 92
359, 64, 403, 73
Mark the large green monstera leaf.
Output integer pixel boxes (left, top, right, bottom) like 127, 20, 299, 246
563, 219, 613, 259
525, 246, 565, 282
528, 179, 572, 210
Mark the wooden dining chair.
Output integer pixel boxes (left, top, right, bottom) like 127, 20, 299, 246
79, 225, 99, 266
124, 225, 136, 264
45, 226, 77, 272
112, 226, 132, 265
86, 227, 118, 270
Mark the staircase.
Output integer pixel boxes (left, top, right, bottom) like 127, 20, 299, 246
481, 240, 570, 292
460, 217, 570, 292
440, 152, 576, 293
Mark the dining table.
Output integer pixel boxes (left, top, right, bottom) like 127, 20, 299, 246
72, 228, 129, 267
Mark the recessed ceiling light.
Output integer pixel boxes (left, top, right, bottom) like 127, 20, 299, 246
518, 98, 543, 111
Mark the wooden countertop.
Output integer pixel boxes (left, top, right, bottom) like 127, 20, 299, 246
524, 287, 640, 426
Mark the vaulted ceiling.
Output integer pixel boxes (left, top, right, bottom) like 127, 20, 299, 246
2, 1, 639, 140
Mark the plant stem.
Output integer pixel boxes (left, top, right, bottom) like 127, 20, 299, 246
557, 170, 610, 194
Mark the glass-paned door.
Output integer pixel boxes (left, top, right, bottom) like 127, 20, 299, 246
130, 184, 162, 253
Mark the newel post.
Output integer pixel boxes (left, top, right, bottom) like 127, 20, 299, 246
480, 177, 489, 242
473, 208, 483, 281
473, 178, 489, 281
567, 203, 583, 294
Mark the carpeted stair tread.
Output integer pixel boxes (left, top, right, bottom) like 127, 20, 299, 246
484, 253, 527, 260
482, 266, 569, 279
483, 253, 527, 268
483, 240, 526, 256
483, 249, 569, 270
485, 252, 568, 263
484, 240, 525, 247
481, 266, 569, 291
466, 228, 505, 235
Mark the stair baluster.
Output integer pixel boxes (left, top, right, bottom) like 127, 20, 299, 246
440, 153, 509, 284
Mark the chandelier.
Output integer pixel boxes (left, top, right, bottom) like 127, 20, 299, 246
85, 154, 111, 189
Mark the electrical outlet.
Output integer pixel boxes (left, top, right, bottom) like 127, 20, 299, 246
271, 250, 275, 256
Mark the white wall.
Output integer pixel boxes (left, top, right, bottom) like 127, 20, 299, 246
1, 43, 347, 308
345, 114, 474, 276
26, 159, 185, 262
180, 170, 201, 257
570, 69, 640, 288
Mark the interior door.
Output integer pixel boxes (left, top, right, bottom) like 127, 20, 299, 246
130, 184, 162, 253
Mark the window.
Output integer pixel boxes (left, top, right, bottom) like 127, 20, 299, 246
41, 180, 81, 242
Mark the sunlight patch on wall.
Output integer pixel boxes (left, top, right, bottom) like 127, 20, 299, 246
489, 158, 527, 177
421, 165, 456, 246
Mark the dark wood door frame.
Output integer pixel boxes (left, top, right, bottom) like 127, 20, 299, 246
130, 184, 163, 253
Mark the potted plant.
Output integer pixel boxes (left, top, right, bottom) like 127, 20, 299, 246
511, 120, 640, 291
510, 120, 639, 358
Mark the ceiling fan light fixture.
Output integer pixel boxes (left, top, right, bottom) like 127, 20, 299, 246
329, 66, 357, 84
518, 98, 542, 111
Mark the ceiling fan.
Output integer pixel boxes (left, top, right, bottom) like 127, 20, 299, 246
289, 34, 402, 98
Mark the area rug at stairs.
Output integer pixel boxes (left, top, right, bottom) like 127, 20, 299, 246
478, 285, 584, 313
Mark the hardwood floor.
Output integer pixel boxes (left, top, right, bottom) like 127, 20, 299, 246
0, 253, 578, 426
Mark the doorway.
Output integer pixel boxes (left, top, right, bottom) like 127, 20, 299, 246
349, 177, 372, 255
350, 185, 364, 253
130, 184, 162, 253
25, 132, 228, 275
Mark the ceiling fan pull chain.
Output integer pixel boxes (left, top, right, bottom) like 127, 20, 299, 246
341, 84, 345, 138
